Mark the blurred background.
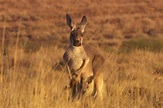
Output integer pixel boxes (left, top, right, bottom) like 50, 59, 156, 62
0, 0, 162, 51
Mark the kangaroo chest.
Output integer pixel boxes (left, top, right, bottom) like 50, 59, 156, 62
67, 47, 89, 71
69, 55, 83, 71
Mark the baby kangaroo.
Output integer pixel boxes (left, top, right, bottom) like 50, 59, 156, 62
63, 14, 105, 101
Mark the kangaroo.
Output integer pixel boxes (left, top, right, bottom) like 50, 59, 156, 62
63, 14, 105, 101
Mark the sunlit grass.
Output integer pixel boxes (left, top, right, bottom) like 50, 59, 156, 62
0, 44, 162, 108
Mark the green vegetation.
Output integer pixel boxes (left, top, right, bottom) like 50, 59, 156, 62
120, 38, 163, 53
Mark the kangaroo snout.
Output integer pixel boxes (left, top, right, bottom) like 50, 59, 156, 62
74, 40, 81, 46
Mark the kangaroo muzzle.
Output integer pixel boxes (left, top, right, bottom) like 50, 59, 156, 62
73, 40, 81, 46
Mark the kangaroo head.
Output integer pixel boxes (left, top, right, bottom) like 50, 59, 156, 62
81, 76, 94, 94
66, 14, 87, 47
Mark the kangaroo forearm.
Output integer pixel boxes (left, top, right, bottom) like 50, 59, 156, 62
66, 64, 72, 79
77, 59, 89, 74
82, 59, 89, 70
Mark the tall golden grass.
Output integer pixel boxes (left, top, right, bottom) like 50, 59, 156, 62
0, 43, 162, 108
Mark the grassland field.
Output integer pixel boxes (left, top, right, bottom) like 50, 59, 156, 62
0, 0, 163, 108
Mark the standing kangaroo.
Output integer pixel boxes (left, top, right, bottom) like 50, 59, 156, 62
63, 14, 105, 101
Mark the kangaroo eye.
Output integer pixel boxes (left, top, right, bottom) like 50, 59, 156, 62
71, 32, 74, 36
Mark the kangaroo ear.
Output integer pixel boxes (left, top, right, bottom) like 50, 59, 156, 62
80, 15, 87, 32
66, 14, 75, 29
87, 76, 94, 84
81, 16, 87, 26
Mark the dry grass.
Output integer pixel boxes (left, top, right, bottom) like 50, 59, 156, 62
0, 45, 162, 108
0, 0, 163, 108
